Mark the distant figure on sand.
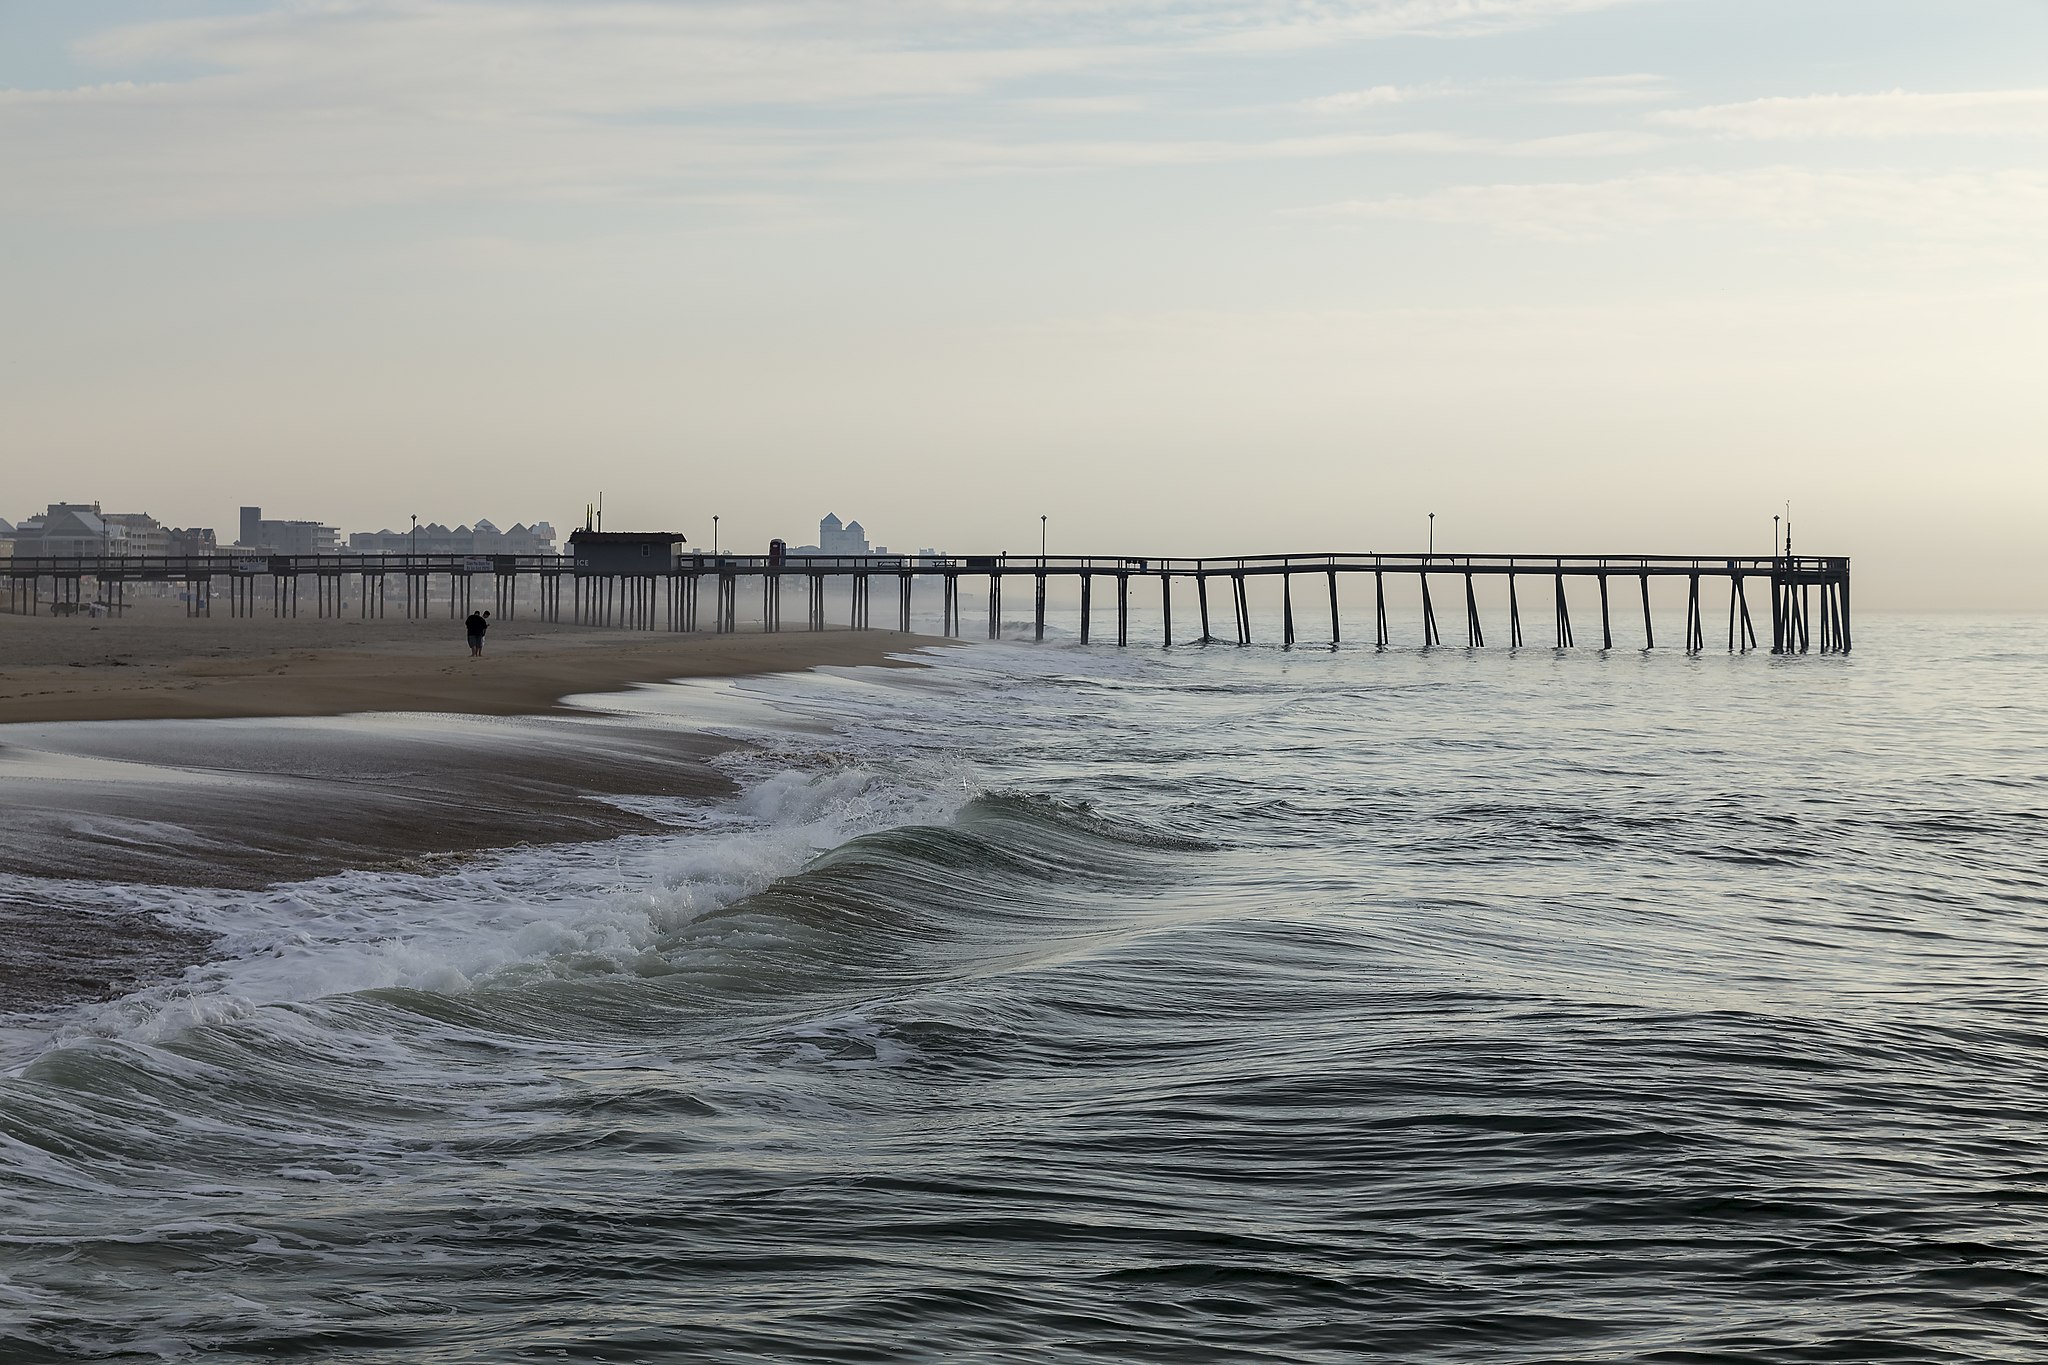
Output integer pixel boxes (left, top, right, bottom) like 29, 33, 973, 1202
465, 609, 490, 657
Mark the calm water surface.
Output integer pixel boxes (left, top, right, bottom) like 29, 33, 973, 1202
4, 612, 2046, 1362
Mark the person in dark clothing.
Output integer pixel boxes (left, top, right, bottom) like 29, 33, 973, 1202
465, 609, 490, 657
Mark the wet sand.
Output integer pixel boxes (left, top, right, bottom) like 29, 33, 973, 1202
0, 603, 950, 1010
0, 601, 938, 724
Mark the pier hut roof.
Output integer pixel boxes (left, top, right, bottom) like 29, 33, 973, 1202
568, 530, 687, 543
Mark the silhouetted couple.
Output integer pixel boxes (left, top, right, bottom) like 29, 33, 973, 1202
465, 609, 491, 657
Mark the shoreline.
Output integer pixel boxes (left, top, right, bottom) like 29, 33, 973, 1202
0, 604, 947, 724
0, 612, 955, 1011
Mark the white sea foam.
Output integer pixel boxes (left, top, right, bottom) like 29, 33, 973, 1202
3, 667, 981, 1073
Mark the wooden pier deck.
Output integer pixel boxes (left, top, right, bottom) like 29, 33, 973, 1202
2, 551, 1851, 654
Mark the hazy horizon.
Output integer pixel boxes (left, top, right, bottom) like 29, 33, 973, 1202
4, 1, 2045, 608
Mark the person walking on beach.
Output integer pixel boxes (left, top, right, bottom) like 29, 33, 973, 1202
465, 609, 490, 657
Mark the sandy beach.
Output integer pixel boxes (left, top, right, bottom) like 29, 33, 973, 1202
0, 602, 950, 1006
0, 599, 941, 724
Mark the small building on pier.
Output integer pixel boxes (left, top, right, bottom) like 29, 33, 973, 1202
568, 530, 688, 575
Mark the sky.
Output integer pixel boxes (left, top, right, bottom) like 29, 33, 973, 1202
2, 0, 2044, 607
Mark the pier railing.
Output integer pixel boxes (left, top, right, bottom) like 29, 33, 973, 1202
1, 550, 1849, 654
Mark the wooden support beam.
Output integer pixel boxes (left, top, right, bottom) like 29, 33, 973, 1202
1687, 573, 1703, 653
1079, 573, 1092, 644
1160, 572, 1172, 647
1116, 573, 1130, 647
1197, 573, 1212, 643
1554, 573, 1573, 648
1640, 574, 1655, 650
1374, 571, 1388, 647
1838, 573, 1852, 654
1327, 570, 1340, 645
1282, 573, 1296, 647
1598, 574, 1612, 650
1420, 573, 1440, 647
1465, 572, 1483, 648
1035, 573, 1047, 642
1509, 574, 1523, 648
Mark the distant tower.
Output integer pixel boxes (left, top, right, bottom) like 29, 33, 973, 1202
239, 506, 261, 547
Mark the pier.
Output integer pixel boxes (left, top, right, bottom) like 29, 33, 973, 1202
1, 551, 1851, 654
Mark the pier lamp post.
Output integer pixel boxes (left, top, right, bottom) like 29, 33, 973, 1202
1041, 515, 1047, 563
410, 514, 417, 564
1774, 514, 1781, 561
713, 515, 719, 556
1428, 512, 1435, 558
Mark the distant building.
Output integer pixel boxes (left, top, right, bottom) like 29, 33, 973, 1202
820, 513, 869, 554
8, 502, 127, 558
349, 519, 559, 556
102, 513, 170, 557
568, 529, 687, 575
237, 505, 340, 556
166, 527, 219, 557
794, 513, 886, 556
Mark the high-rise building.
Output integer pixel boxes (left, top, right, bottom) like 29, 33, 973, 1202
235, 506, 340, 555
812, 513, 871, 555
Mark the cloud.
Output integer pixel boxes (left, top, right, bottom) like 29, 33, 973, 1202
1310, 84, 1409, 111
1656, 89, 2048, 139
0, 0, 1655, 218
1190, 0, 1644, 49
837, 127, 1659, 179
69, 1, 1645, 98
1306, 167, 2048, 242
1536, 73, 1671, 105
1302, 85, 1412, 113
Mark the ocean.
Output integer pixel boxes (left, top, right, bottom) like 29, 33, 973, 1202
3, 611, 2045, 1362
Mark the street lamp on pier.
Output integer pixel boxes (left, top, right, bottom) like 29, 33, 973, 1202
713, 515, 720, 556
1040, 515, 1047, 562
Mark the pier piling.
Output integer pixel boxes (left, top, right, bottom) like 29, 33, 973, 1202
4, 550, 1848, 660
